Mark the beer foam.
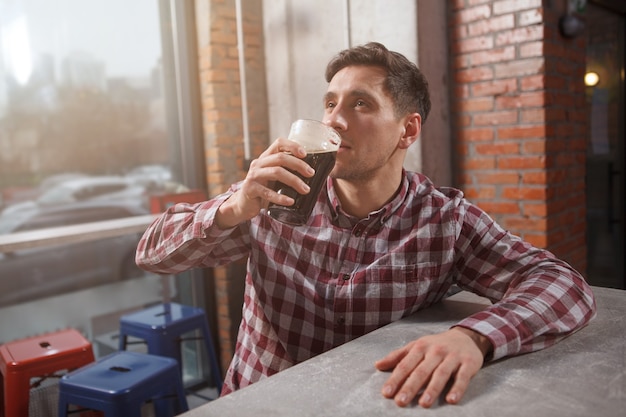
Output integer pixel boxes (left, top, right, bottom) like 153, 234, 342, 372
288, 119, 341, 152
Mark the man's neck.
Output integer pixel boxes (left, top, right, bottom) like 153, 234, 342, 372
333, 170, 403, 219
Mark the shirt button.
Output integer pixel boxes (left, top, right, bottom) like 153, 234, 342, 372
342, 274, 350, 281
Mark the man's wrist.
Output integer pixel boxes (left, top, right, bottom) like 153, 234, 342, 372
453, 326, 493, 359
215, 195, 243, 230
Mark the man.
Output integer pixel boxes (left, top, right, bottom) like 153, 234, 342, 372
136, 42, 596, 408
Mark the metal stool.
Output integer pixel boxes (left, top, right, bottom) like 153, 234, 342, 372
118, 302, 223, 394
58, 351, 188, 417
0, 328, 94, 417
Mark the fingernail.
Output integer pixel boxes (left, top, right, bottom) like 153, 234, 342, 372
383, 385, 393, 396
421, 393, 431, 405
398, 393, 408, 404
307, 166, 315, 175
448, 392, 458, 403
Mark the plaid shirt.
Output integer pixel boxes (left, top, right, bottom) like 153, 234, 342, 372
136, 171, 596, 395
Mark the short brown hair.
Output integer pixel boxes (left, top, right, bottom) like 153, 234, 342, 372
325, 42, 431, 123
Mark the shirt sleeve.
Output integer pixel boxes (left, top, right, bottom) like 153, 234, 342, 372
451, 202, 597, 361
135, 183, 251, 274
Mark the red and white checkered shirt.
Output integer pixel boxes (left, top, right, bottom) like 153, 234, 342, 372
136, 171, 596, 395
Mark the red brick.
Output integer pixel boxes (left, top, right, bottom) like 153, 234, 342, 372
458, 97, 495, 112
502, 186, 547, 200
468, 14, 515, 36
456, 66, 495, 83
475, 142, 520, 155
520, 41, 543, 58
454, 35, 495, 54
455, 5, 492, 24
522, 139, 546, 154
523, 202, 548, 216
468, 46, 516, 66
520, 74, 545, 91
518, 8, 543, 26
450, 0, 588, 274
478, 201, 521, 215
459, 127, 495, 141
525, 233, 548, 248
520, 108, 546, 123
461, 157, 497, 170
471, 78, 518, 97
473, 110, 518, 126
476, 172, 520, 184
493, 0, 542, 15
498, 155, 546, 169
503, 216, 547, 232
496, 91, 548, 110
494, 58, 544, 78
463, 186, 497, 199
495, 25, 544, 46
497, 125, 546, 139
522, 171, 547, 184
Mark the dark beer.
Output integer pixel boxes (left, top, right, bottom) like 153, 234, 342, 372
267, 150, 337, 225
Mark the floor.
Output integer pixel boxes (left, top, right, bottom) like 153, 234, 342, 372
29, 379, 219, 416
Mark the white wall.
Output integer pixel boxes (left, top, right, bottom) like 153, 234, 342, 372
262, 0, 421, 171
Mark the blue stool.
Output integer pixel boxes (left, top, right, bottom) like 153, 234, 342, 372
118, 303, 223, 394
57, 351, 188, 417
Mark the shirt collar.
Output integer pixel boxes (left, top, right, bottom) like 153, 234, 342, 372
326, 170, 410, 227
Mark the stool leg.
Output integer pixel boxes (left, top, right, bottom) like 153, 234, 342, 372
152, 374, 189, 417
148, 336, 181, 366
118, 332, 128, 351
58, 393, 104, 417
3, 371, 31, 417
57, 391, 69, 417
200, 320, 223, 393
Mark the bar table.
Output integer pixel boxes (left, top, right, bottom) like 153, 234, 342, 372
181, 286, 625, 417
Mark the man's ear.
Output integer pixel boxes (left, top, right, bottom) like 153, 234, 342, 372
398, 113, 422, 149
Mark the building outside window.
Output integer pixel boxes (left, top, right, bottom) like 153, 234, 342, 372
0, 0, 210, 388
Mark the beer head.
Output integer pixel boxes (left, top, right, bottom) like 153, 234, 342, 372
288, 119, 341, 153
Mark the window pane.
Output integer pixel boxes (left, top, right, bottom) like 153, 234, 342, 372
0, 0, 172, 208
0, 0, 175, 344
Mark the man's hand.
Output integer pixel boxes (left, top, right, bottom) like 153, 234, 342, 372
375, 327, 492, 408
216, 138, 314, 229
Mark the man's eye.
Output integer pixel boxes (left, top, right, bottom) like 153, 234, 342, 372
326, 102, 335, 109
356, 100, 366, 107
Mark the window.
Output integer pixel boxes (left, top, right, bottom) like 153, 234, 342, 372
0, 1, 209, 384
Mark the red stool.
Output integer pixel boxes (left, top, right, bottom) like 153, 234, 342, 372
0, 328, 95, 417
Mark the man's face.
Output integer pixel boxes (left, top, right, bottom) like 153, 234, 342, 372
322, 65, 407, 183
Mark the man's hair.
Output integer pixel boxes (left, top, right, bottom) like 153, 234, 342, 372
325, 42, 431, 123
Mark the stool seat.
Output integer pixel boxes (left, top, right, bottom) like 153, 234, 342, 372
119, 302, 222, 394
0, 328, 94, 417
58, 351, 188, 417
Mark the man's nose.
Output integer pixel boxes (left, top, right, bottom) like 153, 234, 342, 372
323, 108, 347, 131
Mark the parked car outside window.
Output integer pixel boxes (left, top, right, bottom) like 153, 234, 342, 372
0, 176, 151, 307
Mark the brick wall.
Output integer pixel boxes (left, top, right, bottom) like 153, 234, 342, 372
449, 0, 588, 274
196, 0, 267, 373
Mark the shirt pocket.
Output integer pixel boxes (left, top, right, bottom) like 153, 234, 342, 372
350, 261, 443, 328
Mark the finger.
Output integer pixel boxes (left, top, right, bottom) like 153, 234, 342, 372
247, 156, 314, 199
417, 357, 458, 408
379, 344, 425, 400
263, 137, 307, 158
375, 345, 408, 371
444, 362, 475, 405
242, 179, 298, 208
392, 358, 439, 407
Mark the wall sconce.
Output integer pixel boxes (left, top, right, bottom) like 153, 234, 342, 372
584, 71, 600, 87
559, 0, 587, 38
